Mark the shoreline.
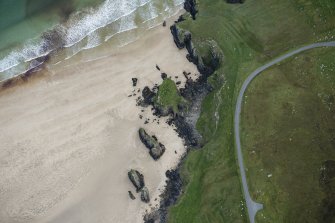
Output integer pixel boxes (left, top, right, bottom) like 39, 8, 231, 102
0, 12, 199, 223
0, 1, 185, 82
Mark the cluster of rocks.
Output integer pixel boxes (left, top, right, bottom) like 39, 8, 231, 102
127, 3, 225, 220
170, 25, 223, 77
143, 2, 225, 222
137, 66, 210, 148
140, 84, 174, 117
126, 78, 170, 204
128, 169, 150, 203
139, 128, 166, 160
132, 78, 138, 87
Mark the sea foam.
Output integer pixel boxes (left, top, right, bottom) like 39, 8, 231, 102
0, 0, 184, 81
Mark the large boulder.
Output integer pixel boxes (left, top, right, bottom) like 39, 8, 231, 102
140, 186, 150, 203
139, 128, 166, 160
149, 143, 166, 160
139, 128, 156, 149
128, 169, 145, 192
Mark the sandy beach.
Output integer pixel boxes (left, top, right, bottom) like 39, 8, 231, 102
0, 15, 197, 223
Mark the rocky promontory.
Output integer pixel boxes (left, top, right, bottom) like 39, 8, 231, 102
170, 25, 223, 76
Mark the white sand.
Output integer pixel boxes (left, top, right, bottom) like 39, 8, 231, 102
0, 17, 198, 223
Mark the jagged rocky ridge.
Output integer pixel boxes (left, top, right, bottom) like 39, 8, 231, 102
184, 0, 197, 20
143, 16, 224, 223
170, 24, 223, 76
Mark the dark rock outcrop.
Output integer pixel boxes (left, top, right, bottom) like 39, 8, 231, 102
153, 104, 173, 117
139, 128, 166, 160
161, 170, 183, 208
142, 68, 213, 222
140, 186, 150, 203
132, 78, 138, 87
170, 25, 186, 49
184, 0, 198, 20
142, 86, 156, 105
128, 169, 145, 192
170, 25, 223, 77
128, 191, 136, 200
174, 15, 185, 24
139, 128, 156, 149
161, 73, 167, 80
143, 169, 183, 223
227, 0, 245, 3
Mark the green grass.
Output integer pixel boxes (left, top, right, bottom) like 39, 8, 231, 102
167, 0, 335, 222
154, 78, 185, 114
241, 48, 335, 222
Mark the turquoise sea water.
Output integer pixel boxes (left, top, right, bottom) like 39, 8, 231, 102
0, 0, 183, 81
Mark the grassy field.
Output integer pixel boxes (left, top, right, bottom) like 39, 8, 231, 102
241, 48, 335, 222
167, 0, 335, 222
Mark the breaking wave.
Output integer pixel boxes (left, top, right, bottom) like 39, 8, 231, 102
0, 0, 184, 81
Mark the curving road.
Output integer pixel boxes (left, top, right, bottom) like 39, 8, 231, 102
234, 41, 335, 223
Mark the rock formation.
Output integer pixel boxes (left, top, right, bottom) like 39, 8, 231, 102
132, 78, 138, 87
161, 73, 167, 80
128, 191, 136, 200
139, 128, 166, 160
140, 186, 150, 203
142, 86, 156, 105
184, 0, 198, 20
128, 169, 145, 192
170, 25, 223, 76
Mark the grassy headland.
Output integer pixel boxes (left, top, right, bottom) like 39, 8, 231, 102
154, 78, 187, 114
167, 0, 335, 222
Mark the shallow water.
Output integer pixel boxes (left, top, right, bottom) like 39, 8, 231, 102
0, 0, 184, 81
